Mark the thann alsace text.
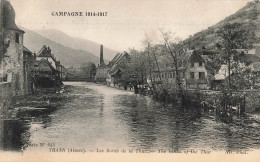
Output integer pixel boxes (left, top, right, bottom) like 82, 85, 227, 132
51, 12, 108, 17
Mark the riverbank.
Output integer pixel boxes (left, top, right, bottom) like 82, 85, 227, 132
0, 86, 69, 120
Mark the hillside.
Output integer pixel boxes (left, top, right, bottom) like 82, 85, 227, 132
33, 29, 118, 60
22, 28, 101, 68
183, 0, 260, 50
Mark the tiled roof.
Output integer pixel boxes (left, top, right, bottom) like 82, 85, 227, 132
108, 52, 129, 76
31, 59, 56, 72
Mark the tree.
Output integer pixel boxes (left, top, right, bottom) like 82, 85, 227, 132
216, 22, 255, 119
90, 63, 97, 79
119, 49, 148, 93
217, 22, 252, 88
143, 35, 154, 90
80, 62, 96, 79
159, 29, 187, 95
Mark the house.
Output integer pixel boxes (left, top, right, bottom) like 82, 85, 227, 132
106, 52, 130, 87
36, 45, 62, 80
183, 50, 208, 89
31, 59, 59, 88
149, 50, 209, 90
150, 55, 186, 89
213, 51, 260, 88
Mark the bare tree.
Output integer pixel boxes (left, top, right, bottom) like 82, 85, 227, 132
159, 29, 185, 93
143, 35, 155, 90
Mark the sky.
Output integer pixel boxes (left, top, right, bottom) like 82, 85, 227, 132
11, 0, 251, 51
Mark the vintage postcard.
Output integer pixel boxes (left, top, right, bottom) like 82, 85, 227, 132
0, 0, 260, 161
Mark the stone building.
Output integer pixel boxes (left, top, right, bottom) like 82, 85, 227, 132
0, 0, 29, 98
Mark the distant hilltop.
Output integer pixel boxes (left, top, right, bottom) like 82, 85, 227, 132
22, 27, 118, 68
182, 0, 260, 50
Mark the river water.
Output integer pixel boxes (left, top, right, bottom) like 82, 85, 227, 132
0, 82, 259, 152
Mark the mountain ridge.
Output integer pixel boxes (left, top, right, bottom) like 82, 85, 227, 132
22, 27, 101, 68
33, 29, 118, 61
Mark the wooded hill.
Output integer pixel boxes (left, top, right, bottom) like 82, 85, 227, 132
182, 0, 260, 50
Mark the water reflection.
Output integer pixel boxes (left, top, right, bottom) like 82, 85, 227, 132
0, 82, 259, 152
0, 120, 29, 151
114, 95, 204, 150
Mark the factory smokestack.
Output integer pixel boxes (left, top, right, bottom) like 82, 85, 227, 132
100, 44, 104, 64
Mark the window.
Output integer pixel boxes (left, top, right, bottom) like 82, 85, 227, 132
199, 72, 205, 79
191, 62, 194, 67
190, 72, 194, 79
199, 62, 203, 67
15, 33, 20, 44
1, 74, 8, 82
170, 73, 173, 78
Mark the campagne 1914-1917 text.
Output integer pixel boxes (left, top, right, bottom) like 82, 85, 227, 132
0, 0, 260, 162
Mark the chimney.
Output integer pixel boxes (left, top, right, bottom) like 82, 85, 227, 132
100, 44, 104, 64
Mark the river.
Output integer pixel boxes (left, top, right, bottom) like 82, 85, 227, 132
0, 82, 259, 152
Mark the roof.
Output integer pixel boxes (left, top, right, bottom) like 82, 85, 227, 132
3, 0, 24, 33
108, 52, 129, 76
248, 49, 256, 55
31, 59, 56, 72
214, 74, 226, 81
23, 46, 32, 54
190, 50, 205, 63
37, 45, 60, 64
239, 54, 260, 64
37, 45, 52, 57
196, 49, 217, 55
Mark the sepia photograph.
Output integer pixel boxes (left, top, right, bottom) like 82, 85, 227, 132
0, 0, 260, 161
